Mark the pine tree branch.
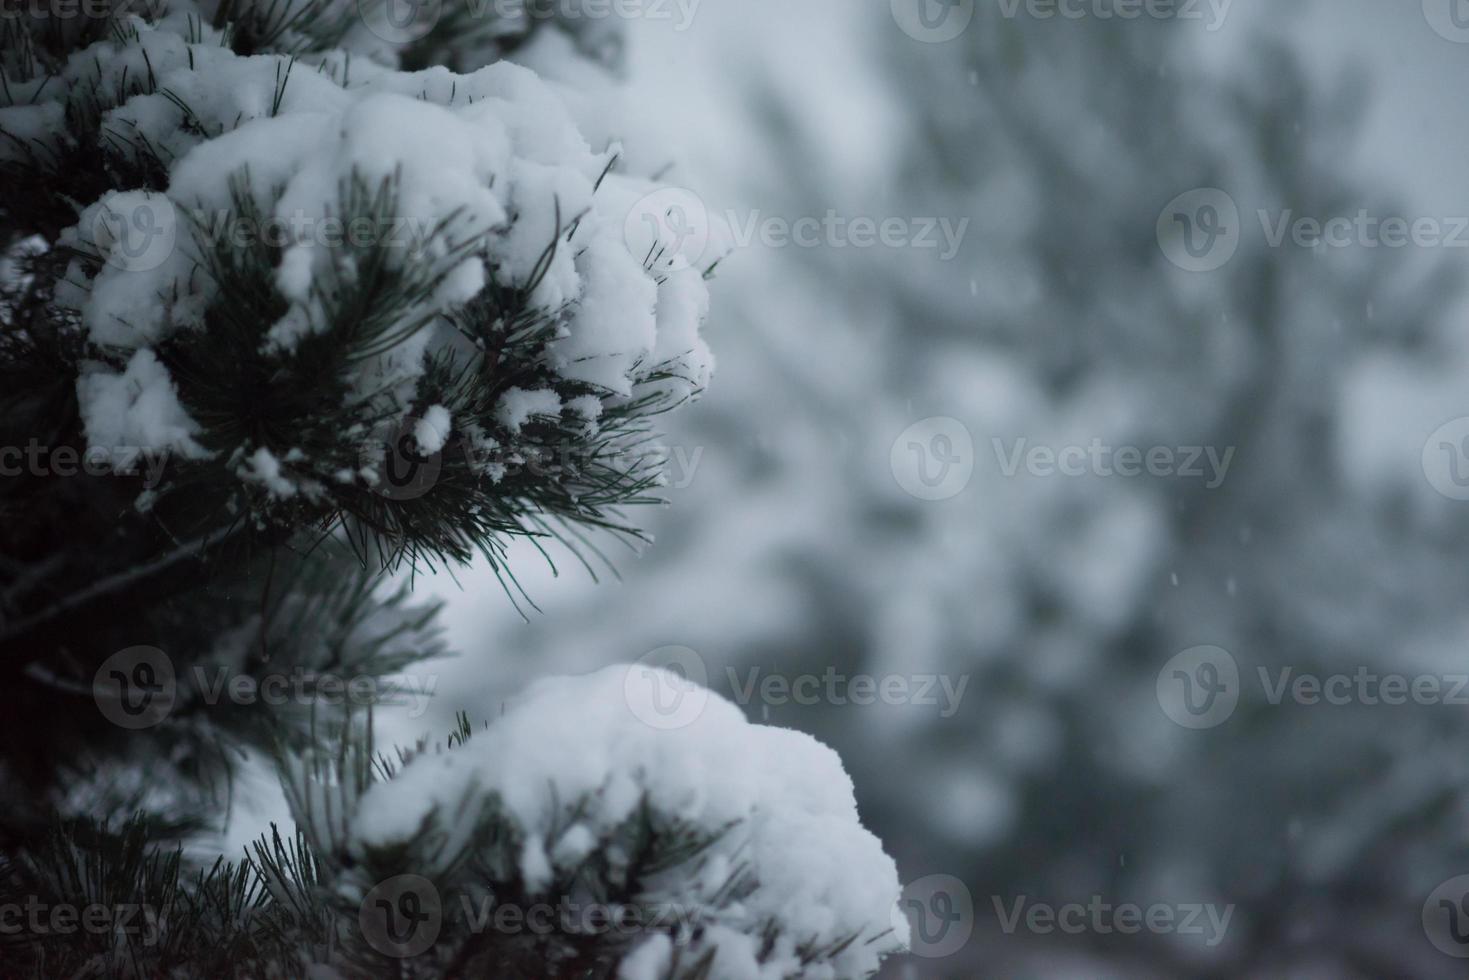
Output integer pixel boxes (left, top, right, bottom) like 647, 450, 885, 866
0, 524, 241, 654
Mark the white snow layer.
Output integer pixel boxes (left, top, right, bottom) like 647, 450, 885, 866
413, 405, 453, 455
8, 9, 721, 465
75, 348, 209, 467
349, 667, 905, 979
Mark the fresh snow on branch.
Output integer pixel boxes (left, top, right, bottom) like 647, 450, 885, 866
0, 2, 903, 976
3, 1, 724, 513
288, 667, 904, 978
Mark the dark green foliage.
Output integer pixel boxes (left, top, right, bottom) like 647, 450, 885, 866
0, 0, 714, 976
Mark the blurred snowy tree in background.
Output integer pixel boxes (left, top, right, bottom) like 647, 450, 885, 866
396, 1, 1469, 976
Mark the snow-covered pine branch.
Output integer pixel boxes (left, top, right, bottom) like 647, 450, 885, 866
284, 668, 905, 979
4, 0, 719, 570
0, 2, 905, 978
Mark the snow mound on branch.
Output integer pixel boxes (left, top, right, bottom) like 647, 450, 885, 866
30, 21, 721, 458
76, 348, 209, 467
350, 667, 905, 978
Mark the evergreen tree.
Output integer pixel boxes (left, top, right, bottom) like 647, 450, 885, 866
0, 1, 904, 976
467, 4, 1469, 975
